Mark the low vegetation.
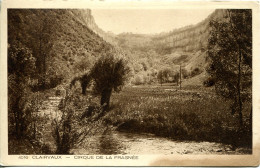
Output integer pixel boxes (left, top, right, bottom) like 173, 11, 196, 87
104, 85, 252, 149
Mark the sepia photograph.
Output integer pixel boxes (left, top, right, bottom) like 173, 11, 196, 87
1, 0, 260, 166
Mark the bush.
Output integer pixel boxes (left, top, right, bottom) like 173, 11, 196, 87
53, 90, 106, 154
132, 75, 144, 85
182, 69, 189, 79
190, 67, 201, 77
203, 77, 215, 87
131, 74, 152, 85
49, 75, 63, 88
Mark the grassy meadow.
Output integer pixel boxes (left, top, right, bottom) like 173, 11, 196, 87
8, 83, 252, 154
103, 84, 252, 149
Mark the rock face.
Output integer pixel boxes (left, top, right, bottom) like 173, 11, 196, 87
69, 9, 102, 35
76, 9, 226, 54
111, 9, 229, 86
152, 9, 226, 53
114, 9, 227, 55
69, 9, 115, 44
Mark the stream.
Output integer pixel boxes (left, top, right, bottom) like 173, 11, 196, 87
71, 130, 250, 155
39, 96, 250, 155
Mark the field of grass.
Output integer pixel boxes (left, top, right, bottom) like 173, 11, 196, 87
8, 83, 251, 154
104, 84, 252, 149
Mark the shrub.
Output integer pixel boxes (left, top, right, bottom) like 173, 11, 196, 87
190, 67, 201, 77
132, 75, 144, 85
182, 69, 189, 79
53, 90, 108, 154
203, 77, 215, 87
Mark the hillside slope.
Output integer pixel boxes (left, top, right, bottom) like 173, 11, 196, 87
114, 9, 226, 85
8, 9, 112, 85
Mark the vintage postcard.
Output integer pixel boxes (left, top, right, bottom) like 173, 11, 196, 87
0, 0, 260, 166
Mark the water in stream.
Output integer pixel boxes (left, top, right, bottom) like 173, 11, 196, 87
40, 96, 250, 155
71, 130, 250, 155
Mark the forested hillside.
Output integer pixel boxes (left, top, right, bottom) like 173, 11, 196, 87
8, 9, 112, 89
8, 9, 115, 153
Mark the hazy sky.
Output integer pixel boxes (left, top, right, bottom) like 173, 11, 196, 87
92, 9, 215, 35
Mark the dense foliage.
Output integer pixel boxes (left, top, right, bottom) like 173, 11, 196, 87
91, 51, 130, 111
207, 9, 252, 126
8, 9, 112, 152
8, 41, 36, 138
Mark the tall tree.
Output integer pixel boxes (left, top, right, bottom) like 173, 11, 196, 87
8, 41, 36, 138
8, 9, 62, 90
29, 10, 58, 89
207, 9, 252, 126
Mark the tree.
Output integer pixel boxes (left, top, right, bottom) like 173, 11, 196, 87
181, 68, 189, 79
70, 73, 92, 95
8, 9, 63, 91
162, 68, 171, 83
157, 70, 163, 86
207, 9, 252, 126
8, 41, 36, 138
30, 10, 58, 89
90, 52, 130, 112
173, 72, 180, 85
157, 68, 172, 85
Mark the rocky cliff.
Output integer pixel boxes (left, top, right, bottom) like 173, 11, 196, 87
113, 9, 228, 85
152, 9, 226, 53
69, 9, 115, 44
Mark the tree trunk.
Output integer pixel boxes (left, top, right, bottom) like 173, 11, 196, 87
81, 75, 90, 95
14, 96, 23, 138
14, 112, 19, 137
43, 52, 46, 89
81, 82, 86, 95
238, 48, 243, 127
101, 88, 112, 111
180, 65, 182, 89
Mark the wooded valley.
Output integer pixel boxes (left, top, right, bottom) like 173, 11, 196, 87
8, 9, 252, 155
